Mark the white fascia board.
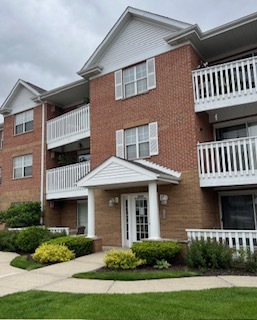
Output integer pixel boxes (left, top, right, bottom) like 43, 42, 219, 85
0, 79, 40, 112
40, 79, 88, 100
78, 6, 191, 75
77, 156, 158, 187
166, 12, 257, 46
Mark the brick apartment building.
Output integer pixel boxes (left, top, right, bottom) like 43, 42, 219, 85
1, 7, 257, 248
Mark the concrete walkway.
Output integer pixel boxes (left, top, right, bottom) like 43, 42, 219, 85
1, 251, 257, 297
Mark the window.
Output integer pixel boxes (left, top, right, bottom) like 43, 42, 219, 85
124, 62, 147, 98
13, 154, 32, 179
221, 194, 256, 230
14, 110, 33, 135
115, 58, 156, 100
125, 125, 149, 160
116, 122, 158, 160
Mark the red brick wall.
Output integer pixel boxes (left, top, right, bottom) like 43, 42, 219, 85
90, 45, 214, 172
89, 45, 219, 245
0, 105, 43, 211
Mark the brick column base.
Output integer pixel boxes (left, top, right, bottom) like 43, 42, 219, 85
92, 237, 103, 252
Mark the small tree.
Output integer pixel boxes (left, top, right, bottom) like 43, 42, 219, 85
0, 202, 42, 228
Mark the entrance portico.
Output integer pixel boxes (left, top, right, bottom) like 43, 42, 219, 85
77, 156, 181, 245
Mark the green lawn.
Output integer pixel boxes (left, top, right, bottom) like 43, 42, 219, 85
73, 270, 199, 280
10, 256, 43, 271
0, 288, 257, 319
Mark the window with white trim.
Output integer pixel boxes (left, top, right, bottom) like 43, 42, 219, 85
116, 122, 158, 160
115, 58, 156, 100
14, 110, 33, 135
13, 154, 32, 179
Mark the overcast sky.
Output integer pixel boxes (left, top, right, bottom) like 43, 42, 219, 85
1, 0, 257, 106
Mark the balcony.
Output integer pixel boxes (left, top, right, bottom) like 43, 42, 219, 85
198, 136, 257, 187
46, 161, 90, 199
192, 57, 257, 112
47, 104, 90, 150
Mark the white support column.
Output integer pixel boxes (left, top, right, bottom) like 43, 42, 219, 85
148, 181, 161, 240
87, 188, 95, 238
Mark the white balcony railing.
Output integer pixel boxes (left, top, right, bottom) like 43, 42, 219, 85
46, 161, 90, 199
192, 57, 257, 112
198, 136, 257, 187
47, 104, 90, 149
186, 229, 257, 253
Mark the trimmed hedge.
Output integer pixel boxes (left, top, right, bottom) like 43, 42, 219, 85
132, 241, 181, 266
33, 244, 75, 264
45, 236, 93, 257
0, 230, 19, 252
104, 249, 145, 270
17, 227, 54, 253
16, 226, 67, 253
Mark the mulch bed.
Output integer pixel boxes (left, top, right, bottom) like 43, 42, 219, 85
96, 265, 257, 276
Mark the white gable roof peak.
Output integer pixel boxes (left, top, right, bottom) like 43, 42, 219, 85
0, 79, 46, 114
78, 7, 191, 78
77, 156, 181, 189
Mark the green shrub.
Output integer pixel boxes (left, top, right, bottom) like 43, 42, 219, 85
185, 238, 233, 269
132, 241, 181, 266
17, 227, 54, 253
104, 249, 145, 270
235, 248, 257, 273
153, 259, 171, 269
0, 202, 42, 228
33, 244, 75, 264
45, 236, 93, 257
0, 230, 19, 252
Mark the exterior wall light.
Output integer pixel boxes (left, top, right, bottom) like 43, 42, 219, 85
160, 194, 168, 205
109, 197, 119, 207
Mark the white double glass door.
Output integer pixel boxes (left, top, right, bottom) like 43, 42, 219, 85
122, 193, 149, 247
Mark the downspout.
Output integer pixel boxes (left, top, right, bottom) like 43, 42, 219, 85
40, 100, 45, 224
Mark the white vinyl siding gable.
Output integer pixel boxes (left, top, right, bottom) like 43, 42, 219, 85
116, 122, 158, 159
97, 18, 176, 77
115, 58, 156, 100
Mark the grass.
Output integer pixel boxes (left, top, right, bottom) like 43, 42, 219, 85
73, 269, 199, 280
0, 288, 257, 319
10, 256, 43, 271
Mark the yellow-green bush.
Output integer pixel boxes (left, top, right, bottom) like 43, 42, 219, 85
33, 244, 75, 264
104, 249, 145, 270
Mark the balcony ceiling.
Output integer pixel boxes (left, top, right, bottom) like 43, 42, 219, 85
166, 12, 257, 63
40, 79, 89, 108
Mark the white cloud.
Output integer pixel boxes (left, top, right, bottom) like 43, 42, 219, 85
0, 0, 257, 105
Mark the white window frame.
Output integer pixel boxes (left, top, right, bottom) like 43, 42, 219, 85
13, 154, 33, 179
125, 125, 149, 160
123, 62, 147, 98
115, 58, 156, 100
116, 122, 158, 160
14, 110, 34, 135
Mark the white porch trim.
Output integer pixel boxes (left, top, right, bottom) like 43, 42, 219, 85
77, 156, 181, 243
87, 188, 95, 238
148, 181, 160, 240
